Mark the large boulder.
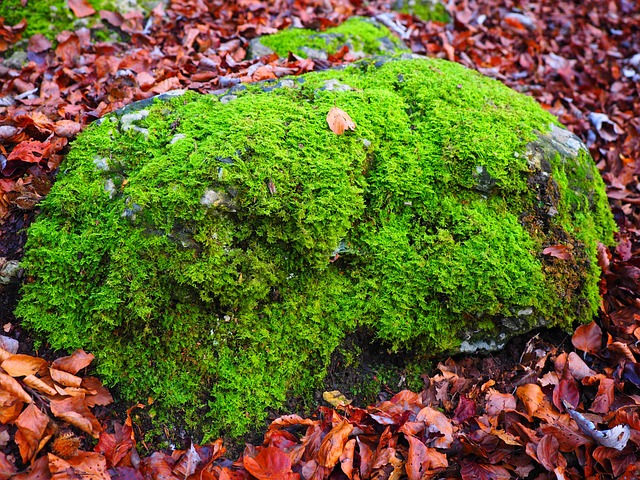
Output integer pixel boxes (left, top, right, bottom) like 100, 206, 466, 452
16, 55, 615, 437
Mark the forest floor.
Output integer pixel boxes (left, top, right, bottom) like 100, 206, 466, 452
0, 0, 639, 478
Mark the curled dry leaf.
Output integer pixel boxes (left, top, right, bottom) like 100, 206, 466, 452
1, 354, 48, 377
317, 419, 353, 468
415, 406, 454, 449
14, 403, 50, 464
322, 390, 352, 408
339, 438, 355, 480
51, 349, 94, 375
563, 400, 631, 450
23, 374, 58, 396
542, 245, 572, 260
0, 390, 24, 424
67, 0, 96, 18
326, 107, 356, 135
484, 389, 517, 416
50, 397, 102, 438
50, 368, 83, 388
0, 372, 32, 403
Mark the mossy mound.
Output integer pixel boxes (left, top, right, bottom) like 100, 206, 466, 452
250, 17, 408, 60
0, 0, 151, 41
393, 0, 450, 23
17, 56, 615, 438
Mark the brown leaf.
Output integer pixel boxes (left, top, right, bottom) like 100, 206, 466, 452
405, 435, 447, 480
27, 34, 52, 53
172, 443, 202, 478
326, 107, 356, 135
553, 363, 581, 411
99, 10, 124, 27
51, 350, 94, 375
0, 372, 32, 403
243, 446, 299, 480
14, 403, 49, 463
536, 435, 565, 471
460, 460, 511, 480
48, 452, 110, 480
23, 375, 58, 396
356, 435, 373, 478
54, 120, 83, 139
50, 397, 102, 437
339, 438, 355, 480
11, 455, 50, 480
485, 389, 517, 416
415, 406, 453, 449
83, 377, 113, 407
141, 452, 179, 480
322, 390, 352, 408
1, 354, 48, 377
50, 368, 83, 388
572, 322, 603, 354
0, 451, 17, 479
543, 245, 573, 260
0, 389, 24, 423
590, 377, 615, 414
67, 0, 96, 18
317, 419, 353, 468
516, 383, 558, 423
453, 396, 476, 423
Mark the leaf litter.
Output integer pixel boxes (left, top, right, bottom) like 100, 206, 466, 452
1, 0, 640, 477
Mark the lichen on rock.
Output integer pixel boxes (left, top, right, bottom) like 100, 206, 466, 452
16, 55, 615, 438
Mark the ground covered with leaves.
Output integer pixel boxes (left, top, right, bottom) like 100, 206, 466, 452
1, 0, 640, 478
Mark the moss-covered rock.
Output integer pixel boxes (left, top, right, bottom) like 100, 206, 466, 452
16, 55, 615, 438
0, 0, 155, 41
249, 17, 408, 60
392, 0, 450, 23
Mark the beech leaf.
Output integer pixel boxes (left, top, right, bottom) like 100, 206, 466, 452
317, 419, 353, 468
51, 349, 94, 375
1, 354, 48, 377
326, 107, 356, 135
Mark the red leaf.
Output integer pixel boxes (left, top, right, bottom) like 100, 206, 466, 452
484, 389, 517, 416
454, 396, 476, 423
415, 407, 453, 448
27, 34, 52, 53
99, 10, 124, 27
405, 435, 447, 480
572, 322, 603, 354
553, 363, 581, 411
67, 0, 96, 18
536, 435, 566, 471
6, 141, 47, 164
243, 447, 299, 480
590, 377, 615, 414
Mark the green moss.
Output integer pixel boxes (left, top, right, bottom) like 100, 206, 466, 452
259, 17, 408, 58
395, 0, 450, 23
16, 56, 615, 439
0, 0, 146, 41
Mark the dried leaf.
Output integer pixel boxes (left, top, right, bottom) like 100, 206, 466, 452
405, 435, 447, 480
564, 401, 630, 450
326, 107, 356, 135
243, 446, 299, 480
322, 390, 352, 408
484, 389, 517, 416
0, 389, 24, 423
51, 350, 94, 375
572, 322, 603, 354
50, 368, 83, 388
50, 397, 102, 437
339, 438, 355, 480
317, 419, 353, 468
415, 406, 453, 449
67, 0, 96, 18
14, 403, 49, 463
1, 354, 48, 377
49, 452, 110, 479
172, 442, 202, 478
23, 375, 58, 396
543, 245, 573, 260
0, 372, 32, 403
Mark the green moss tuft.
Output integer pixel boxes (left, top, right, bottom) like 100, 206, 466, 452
16, 56, 615, 439
259, 17, 408, 59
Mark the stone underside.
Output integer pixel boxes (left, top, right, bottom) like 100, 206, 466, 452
16, 55, 615, 437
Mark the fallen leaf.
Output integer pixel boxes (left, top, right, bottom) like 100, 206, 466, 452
317, 419, 353, 468
322, 390, 352, 408
0, 389, 23, 423
339, 438, 355, 480
67, 0, 96, 18
14, 403, 50, 463
50, 397, 102, 437
243, 446, 299, 480
1, 354, 48, 377
50, 368, 83, 388
51, 350, 94, 375
543, 245, 573, 260
405, 435, 447, 480
485, 389, 517, 416
572, 322, 603, 354
564, 401, 630, 450
326, 107, 356, 135
415, 406, 454, 449
23, 375, 58, 396
49, 452, 110, 480
172, 443, 202, 478
0, 372, 32, 403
